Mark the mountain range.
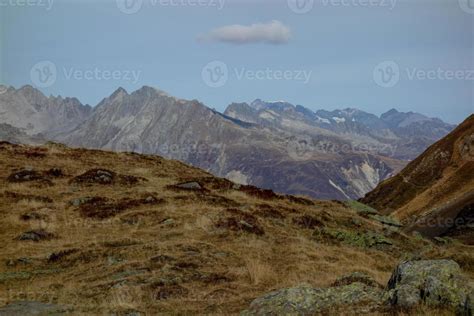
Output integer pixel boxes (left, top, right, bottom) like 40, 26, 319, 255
0, 85, 456, 200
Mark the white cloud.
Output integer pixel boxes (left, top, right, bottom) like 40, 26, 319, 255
198, 20, 291, 45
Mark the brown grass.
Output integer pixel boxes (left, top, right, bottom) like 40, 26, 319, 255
0, 142, 472, 314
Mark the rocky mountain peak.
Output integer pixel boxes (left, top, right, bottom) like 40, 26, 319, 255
110, 87, 128, 99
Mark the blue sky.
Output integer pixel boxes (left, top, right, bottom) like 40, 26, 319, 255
1, 0, 473, 123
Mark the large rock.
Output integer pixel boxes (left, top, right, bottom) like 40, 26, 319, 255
242, 260, 474, 315
386, 259, 474, 313
241, 281, 382, 315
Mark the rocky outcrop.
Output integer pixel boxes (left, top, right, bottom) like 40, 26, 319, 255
242, 260, 474, 315
241, 282, 383, 315
385, 260, 473, 314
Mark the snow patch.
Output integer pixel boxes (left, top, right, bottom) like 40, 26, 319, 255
329, 180, 350, 199
332, 117, 346, 123
259, 111, 277, 120
316, 116, 331, 124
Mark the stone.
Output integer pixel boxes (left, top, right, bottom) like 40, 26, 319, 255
176, 182, 202, 190
385, 259, 474, 313
16, 230, 55, 242
241, 282, 382, 315
161, 218, 175, 226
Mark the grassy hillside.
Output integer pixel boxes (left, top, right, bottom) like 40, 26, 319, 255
0, 141, 472, 314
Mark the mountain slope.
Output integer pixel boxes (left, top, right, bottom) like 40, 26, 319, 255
0, 123, 46, 145
360, 115, 474, 242
0, 141, 472, 314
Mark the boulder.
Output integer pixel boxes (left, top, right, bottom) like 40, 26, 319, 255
7, 169, 43, 183
241, 282, 382, 315
386, 259, 474, 313
16, 230, 55, 242
242, 260, 474, 315
176, 182, 202, 190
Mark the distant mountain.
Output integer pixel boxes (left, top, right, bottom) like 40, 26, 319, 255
55, 86, 407, 200
0, 123, 45, 145
0, 85, 92, 136
361, 115, 474, 243
225, 100, 455, 160
0, 85, 456, 200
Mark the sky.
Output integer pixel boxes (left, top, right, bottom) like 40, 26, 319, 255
1, 0, 473, 124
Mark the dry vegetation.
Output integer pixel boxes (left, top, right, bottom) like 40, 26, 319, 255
0, 141, 473, 315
